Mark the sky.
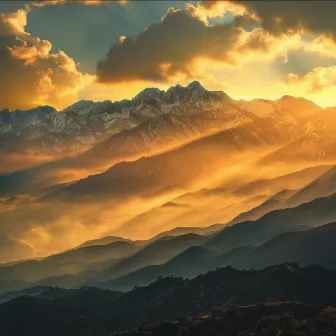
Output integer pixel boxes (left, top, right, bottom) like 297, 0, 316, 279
1, 0, 336, 110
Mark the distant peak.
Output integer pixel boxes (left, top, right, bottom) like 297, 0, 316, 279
278, 95, 300, 102
277, 95, 319, 108
187, 81, 205, 91
140, 87, 161, 94
1, 106, 56, 114
132, 87, 162, 102
281, 95, 294, 99
63, 100, 93, 108
74, 100, 94, 104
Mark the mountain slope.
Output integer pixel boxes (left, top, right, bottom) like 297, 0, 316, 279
74, 236, 133, 249
145, 224, 224, 241
0, 241, 139, 283
289, 164, 336, 206
236, 222, 336, 270
46, 116, 294, 203
232, 165, 330, 198
229, 164, 336, 226
228, 189, 296, 225
94, 234, 208, 282
103, 245, 257, 291
0, 233, 209, 292
206, 191, 336, 253
104, 246, 216, 291
261, 107, 336, 163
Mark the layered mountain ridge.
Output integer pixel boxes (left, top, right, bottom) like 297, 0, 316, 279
1, 81, 336, 268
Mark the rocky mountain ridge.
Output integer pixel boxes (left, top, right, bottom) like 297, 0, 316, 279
0, 82, 232, 155
0, 81, 327, 157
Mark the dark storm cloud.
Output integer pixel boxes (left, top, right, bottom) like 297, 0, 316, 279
228, 0, 336, 38
96, 7, 251, 83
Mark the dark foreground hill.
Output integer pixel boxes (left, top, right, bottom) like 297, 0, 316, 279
1, 263, 336, 336
112, 302, 336, 336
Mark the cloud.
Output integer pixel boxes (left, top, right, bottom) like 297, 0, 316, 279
26, 0, 126, 9
185, 1, 250, 24
227, 0, 336, 39
96, 5, 275, 84
0, 9, 94, 110
284, 66, 336, 94
28, 1, 104, 8
3, 1, 336, 111
302, 35, 336, 60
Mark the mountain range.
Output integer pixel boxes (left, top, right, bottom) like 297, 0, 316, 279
0, 82, 231, 156
0, 81, 336, 296
1, 81, 332, 174
1, 81, 336, 334
1, 215, 336, 295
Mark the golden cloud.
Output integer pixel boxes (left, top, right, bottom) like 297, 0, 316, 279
28, 0, 104, 8
284, 66, 336, 94
0, 9, 28, 35
186, 1, 250, 24
0, 9, 94, 110
27, 0, 127, 9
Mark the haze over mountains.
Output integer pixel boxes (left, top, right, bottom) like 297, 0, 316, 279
1, 81, 336, 335
3, 0, 336, 330
0, 81, 336, 281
